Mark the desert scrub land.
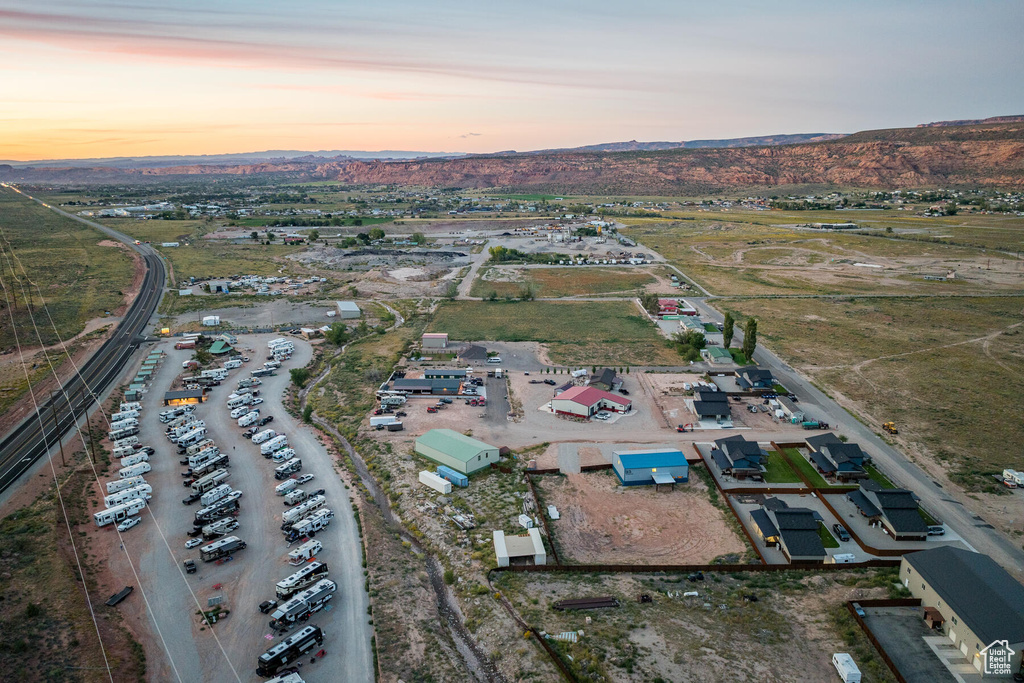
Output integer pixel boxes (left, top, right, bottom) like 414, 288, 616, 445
725, 295, 1024, 492
471, 265, 660, 299
492, 569, 900, 683
0, 187, 135, 349
429, 300, 680, 366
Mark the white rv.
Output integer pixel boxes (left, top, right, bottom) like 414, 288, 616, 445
104, 483, 153, 508
252, 429, 277, 444
93, 498, 146, 527
106, 476, 146, 494
118, 461, 151, 479
275, 479, 298, 496
200, 484, 233, 507
238, 411, 260, 427
119, 452, 149, 468
273, 457, 302, 479
287, 540, 323, 565
261, 435, 289, 456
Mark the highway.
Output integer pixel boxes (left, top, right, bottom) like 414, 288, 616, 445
0, 187, 166, 493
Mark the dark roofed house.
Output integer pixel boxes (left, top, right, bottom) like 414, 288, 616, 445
693, 390, 731, 424
710, 436, 766, 480
762, 497, 790, 512
589, 368, 618, 392
696, 389, 729, 403
847, 484, 928, 540
749, 509, 780, 546
737, 366, 775, 389
768, 507, 826, 563
423, 368, 468, 380
459, 345, 488, 362
902, 546, 1024, 675
807, 437, 869, 481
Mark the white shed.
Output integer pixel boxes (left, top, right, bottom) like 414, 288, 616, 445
202, 315, 220, 326
493, 528, 547, 567
336, 301, 361, 319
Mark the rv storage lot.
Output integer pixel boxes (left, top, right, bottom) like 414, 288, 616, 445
111, 336, 371, 682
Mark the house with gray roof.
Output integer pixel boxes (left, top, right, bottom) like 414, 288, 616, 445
692, 389, 732, 424
710, 436, 766, 480
806, 433, 869, 481
847, 482, 928, 541
767, 507, 826, 564
736, 366, 775, 389
588, 368, 618, 392
902, 546, 1024, 676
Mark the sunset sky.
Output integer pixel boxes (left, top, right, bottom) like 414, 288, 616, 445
2, 0, 1022, 161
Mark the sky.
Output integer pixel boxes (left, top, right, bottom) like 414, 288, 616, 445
1, 0, 1023, 161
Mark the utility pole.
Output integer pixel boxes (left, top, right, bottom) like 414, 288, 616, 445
50, 390, 65, 468
79, 385, 96, 465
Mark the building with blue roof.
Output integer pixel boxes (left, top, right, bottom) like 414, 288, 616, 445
612, 449, 688, 487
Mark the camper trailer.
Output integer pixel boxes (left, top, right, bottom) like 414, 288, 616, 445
93, 498, 146, 527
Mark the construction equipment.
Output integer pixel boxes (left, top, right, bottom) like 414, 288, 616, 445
882, 422, 898, 435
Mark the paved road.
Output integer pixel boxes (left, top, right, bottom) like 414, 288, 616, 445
132, 337, 373, 682
456, 242, 490, 299
0, 185, 167, 493
687, 296, 1024, 574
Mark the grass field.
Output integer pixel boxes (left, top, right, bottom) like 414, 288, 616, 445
762, 450, 803, 483
158, 242, 307, 282
470, 266, 658, 299
781, 448, 832, 488
818, 523, 840, 548
0, 188, 134, 348
733, 297, 1024, 491
428, 300, 680, 365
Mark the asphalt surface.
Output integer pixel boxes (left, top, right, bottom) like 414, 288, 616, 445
687, 295, 1024, 573
129, 337, 372, 682
0, 186, 167, 493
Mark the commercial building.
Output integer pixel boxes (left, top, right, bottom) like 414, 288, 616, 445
335, 301, 361, 319
847, 483, 928, 541
612, 449, 688, 487
550, 385, 631, 418
421, 333, 449, 349
422, 369, 468, 380
208, 280, 230, 294
493, 528, 547, 567
776, 396, 805, 423
415, 429, 499, 475
163, 389, 206, 406
902, 547, 1024, 676
391, 378, 462, 395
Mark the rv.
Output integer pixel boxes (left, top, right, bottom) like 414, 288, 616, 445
380, 395, 406, 407
283, 489, 308, 506
227, 393, 253, 409
274, 458, 302, 480
201, 369, 227, 380
93, 498, 146, 527
119, 402, 142, 413
177, 427, 208, 447
263, 360, 282, 370
252, 368, 276, 378
193, 497, 240, 526
286, 508, 334, 541
256, 625, 325, 676
238, 377, 261, 389
223, 359, 242, 370
252, 429, 277, 444
275, 561, 329, 600
190, 468, 229, 493
369, 416, 397, 427
118, 461, 151, 479
108, 426, 139, 442
199, 535, 246, 562
187, 446, 222, 470
275, 479, 299, 496
167, 420, 203, 439
186, 439, 216, 456
267, 337, 291, 349
287, 539, 322, 565
112, 444, 138, 459
201, 517, 239, 540
200, 483, 233, 507
261, 435, 289, 456
111, 435, 140, 450
110, 410, 139, 421
281, 495, 325, 527
189, 453, 229, 478
271, 447, 296, 464
159, 407, 186, 423
109, 418, 139, 431
103, 483, 153, 508
832, 653, 862, 683
119, 452, 149, 468
106, 476, 146, 494
268, 579, 336, 630
230, 405, 251, 419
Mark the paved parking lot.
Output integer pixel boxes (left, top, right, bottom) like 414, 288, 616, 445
861, 606, 958, 683
125, 336, 371, 681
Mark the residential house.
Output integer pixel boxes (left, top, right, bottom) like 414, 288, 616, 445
736, 365, 775, 390
767, 507, 827, 563
588, 368, 618, 392
701, 346, 732, 365
692, 389, 731, 424
847, 482, 928, 541
710, 435, 766, 480
806, 433, 869, 481
749, 509, 781, 546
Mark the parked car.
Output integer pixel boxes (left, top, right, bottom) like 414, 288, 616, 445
251, 398, 263, 405
185, 538, 202, 549
184, 559, 197, 574
395, 411, 407, 417
117, 517, 141, 532
593, 412, 611, 421
852, 602, 866, 618
832, 523, 850, 542
619, 388, 630, 395
295, 474, 315, 484
258, 415, 274, 426
140, 447, 155, 455
544, 379, 557, 386
440, 397, 453, 404
928, 525, 945, 536
427, 407, 438, 413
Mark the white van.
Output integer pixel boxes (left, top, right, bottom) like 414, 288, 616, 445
486, 357, 502, 364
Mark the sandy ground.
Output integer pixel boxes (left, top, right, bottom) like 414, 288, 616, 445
538, 471, 746, 564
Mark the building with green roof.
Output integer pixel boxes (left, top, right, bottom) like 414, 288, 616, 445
415, 429, 499, 475
209, 340, 233, 355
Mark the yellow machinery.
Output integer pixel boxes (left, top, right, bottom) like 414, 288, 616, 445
882, 422, 898, 434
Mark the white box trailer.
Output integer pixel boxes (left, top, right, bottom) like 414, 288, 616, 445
369, 416, 398, 427
274, 458, 302, 479
106, 475, 146, 494
832, 653, 861, 683
1003, 469, 1024, 487
119, 451, 149, 468
108, 426, 139, 441
275, 479, 299, 496
230, 405, 250, 419
286, 508, 334, 539
111, 410, 139, 421
119, 462, 151, 479
288, 539, 322, 565
223, 359, 242, 370
93, 498, 146, 527
112, 444, 138, 459
201, 483, 233, 507
238, 411, 261, 427
188, 447, 221, 470
284, 489, 308, 506
112, 435, 140, 450
282, 495, 325, 527
191, 468, 229, 493
104, 483, 153, 508
261, 435, 289, 456
829, 553, 857, 564
177, 427, 208, 447
419, 471, 452, 494
252, 429, 277, 444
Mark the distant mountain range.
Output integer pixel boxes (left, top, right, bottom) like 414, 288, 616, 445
0, 149, 459, 169
917, 114, 1024, 128
519, 133, 846, 154
2, 117, 1022, 192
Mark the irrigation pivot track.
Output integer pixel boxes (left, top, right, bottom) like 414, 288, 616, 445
0, 192, 167, 493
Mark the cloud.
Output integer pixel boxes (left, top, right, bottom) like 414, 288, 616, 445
459, 133, 482, 139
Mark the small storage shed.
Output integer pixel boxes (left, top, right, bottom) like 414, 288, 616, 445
493, 528, 547, 567
415, 429, 499, 475
209, 340, 233, 355
612, 449, 688, 487
336, 301, 361, 319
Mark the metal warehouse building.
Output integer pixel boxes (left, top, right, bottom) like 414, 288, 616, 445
335, 300, 361, 319
415, 429, 499, 475
612, 449, 688, 487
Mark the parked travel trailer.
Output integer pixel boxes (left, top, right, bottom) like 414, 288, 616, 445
118, 462, 151, 479
281, 495, 325, 527
230, 405, 250, 419
285, 508, 334, 541
200, 483, 233, 507
186, 439, 216, 456
106, 476, 146, 494
274, 458, 302, 479
119, 402, 142, 413
268, 579, 336, 629
111, 435, 140, 450
93, 498, 146, 527
200, 535, 246, 562
112, 444, 138, 459
193, 497, 240, 526
261, 435, 289, 456
110, 410, 140, 421
201, 517, 239, 540
271, 447, 296, 464
109, 418, 139, 431
275, 479, 298, 496
189, 453, 229, 477
103, 483, 153, 508
119, 451, 149, 468
190, 468, 230, 493
177, 427, 208, 447
252, 429, 277, 444
287, 539, 323, 565
108, 426, 139, 442
275, 561, 329, 600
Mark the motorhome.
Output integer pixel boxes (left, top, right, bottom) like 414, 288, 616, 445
275, 479, 298, 496
287, 539, 322, 565
118, 461, 151, 479
283, 489, 308, 506
252, 429, 277, 444
285, 509, 334, 542
199, 535, 246, 562
103, 483, 153, 508
281, 495, 325, 527
275, 561, 329, 600
261, 435, 289, 456
106, 476, 146, 494
108, 426, 139, 442
256, 625, 324, 677
193, 497, 240, 526
119, 452, 149, 468
93, 498, 146, 527
274, 457, 302, 480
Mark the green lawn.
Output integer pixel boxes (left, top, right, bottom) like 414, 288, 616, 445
728, 348, 750, 364
818, 523, 840, 549
864, 464, 897, 489
428, 300, 681, 366
780, 448, 831, 488
703, 322, 718, 332
762, 451, 802, 483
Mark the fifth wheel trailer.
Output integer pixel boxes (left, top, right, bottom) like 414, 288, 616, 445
106, 475, 146, 494
281, 495, 325, 527
285, 508, 334, 541
275, 561, 330, 600
103, 483, 153, 508
194, 497, 240, 526
288, 540, 322, 565
268, 579, 337, 630
93, 498, 147, 527
118, 462, 151, 479
119, 452, 149, 468
199, 535, 247, 562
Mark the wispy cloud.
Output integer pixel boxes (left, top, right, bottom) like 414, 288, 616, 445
459, 132, 482, 138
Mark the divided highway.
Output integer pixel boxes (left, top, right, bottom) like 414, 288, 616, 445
0, 189, 166, 493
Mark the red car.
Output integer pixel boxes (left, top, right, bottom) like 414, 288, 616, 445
427, 407, 438, 413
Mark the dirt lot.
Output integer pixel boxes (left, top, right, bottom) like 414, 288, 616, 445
535, 470, 747, 565
493, 569, 899, 682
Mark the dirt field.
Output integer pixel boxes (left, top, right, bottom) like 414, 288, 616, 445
536, 471, 747, 565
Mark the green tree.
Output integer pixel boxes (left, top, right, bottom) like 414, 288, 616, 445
352, 218, 363, 226
742, 318, 758, 361
369, 227, 385, 241
267, 231, 276, 242
638, 292, 660, 315
309, 229, 320, 242
356, 232, 370, 244
411, 232, 426, 245
325, 323, 349, 346
302, 405, 313, 423
250, 231, 258, 241
290, 367, 310, 388
722, 312, 735, 348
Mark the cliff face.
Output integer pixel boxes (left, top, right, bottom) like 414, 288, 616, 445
2, 122, 1023, 191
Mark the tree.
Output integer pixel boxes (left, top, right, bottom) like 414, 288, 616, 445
742, 318, 758, 361
444, 281, 458, 299
352, 218, 363, 226
369, 227, 385, 241
267, 231, 276, 242
302, 405, 313, 423
325, 323, 349, 346
250, 231, 258, 241
411, 232, 426, 245
309, 229, 320, 242
638, 292, 660, 315
356, 232, 370, 244
290, 368, 310, 388
722, 312, 735, 348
